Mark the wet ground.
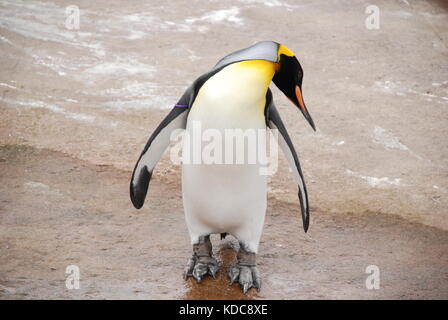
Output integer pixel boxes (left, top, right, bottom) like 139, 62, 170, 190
1, 145, 447, 299
1, 0, 448, 299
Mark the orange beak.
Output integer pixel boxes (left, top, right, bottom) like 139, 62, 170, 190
295, 85, 316, 131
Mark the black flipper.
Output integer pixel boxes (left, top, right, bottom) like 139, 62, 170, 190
265, 89, 310, 232
130, 106, 189, 209
129, 66, 226, 209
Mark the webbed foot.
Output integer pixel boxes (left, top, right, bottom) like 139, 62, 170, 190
184, 235, 219, 282
228, 246, 261, 294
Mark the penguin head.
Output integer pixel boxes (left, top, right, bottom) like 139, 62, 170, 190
273, 45, 316, 131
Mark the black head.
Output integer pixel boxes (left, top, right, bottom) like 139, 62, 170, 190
273, 45, 315, 131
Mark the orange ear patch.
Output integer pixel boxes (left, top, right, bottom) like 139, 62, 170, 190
278, 44, 295, 61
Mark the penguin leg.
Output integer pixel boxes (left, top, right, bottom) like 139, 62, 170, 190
228, 243, 261, 294
183, 235, 219, 282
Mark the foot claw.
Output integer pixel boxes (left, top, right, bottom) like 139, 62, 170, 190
228, 264, 261, 294
185, 256, 219, 283
183, 256, 196, 280
228, 265, 240, 284
251, 266, 262, 290
208, 263, 219, 279
192, 261, 208, 283
243, 282, 252, 294
239, 265, 253, 293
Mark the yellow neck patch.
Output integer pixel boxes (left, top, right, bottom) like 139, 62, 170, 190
234, 60, 277, 89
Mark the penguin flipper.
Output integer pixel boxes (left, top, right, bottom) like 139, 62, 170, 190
129, 64, 230, 210
266, 91, 310, 232
130, 106, 189, 209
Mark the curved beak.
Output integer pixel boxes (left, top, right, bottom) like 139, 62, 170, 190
294, 85, 315, 131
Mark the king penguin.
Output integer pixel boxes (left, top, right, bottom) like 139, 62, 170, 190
130, 41, 315, 294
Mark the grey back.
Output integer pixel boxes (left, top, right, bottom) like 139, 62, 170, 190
213, 41, 280, 71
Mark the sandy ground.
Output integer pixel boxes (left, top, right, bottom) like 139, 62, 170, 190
0, 0, 447, 299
